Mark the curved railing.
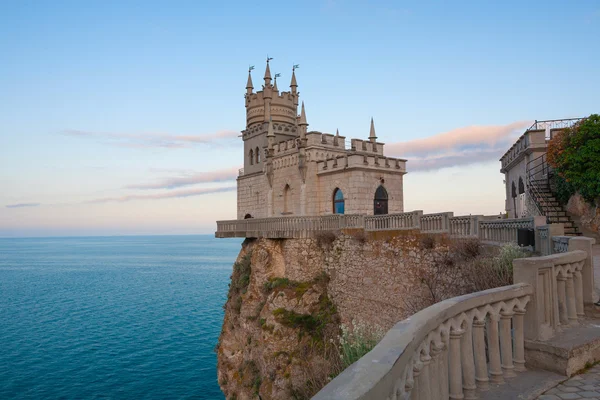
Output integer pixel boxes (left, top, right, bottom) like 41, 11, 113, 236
312, 284, 532, 400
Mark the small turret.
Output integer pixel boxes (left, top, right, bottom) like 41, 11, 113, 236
290, 69, 298, 93
333, 129, 340, 146
246, 70, 253, 95
369, 117, 377, 143
264, 59, 272, 87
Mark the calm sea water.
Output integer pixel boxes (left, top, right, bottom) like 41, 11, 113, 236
0, 235, 242, 399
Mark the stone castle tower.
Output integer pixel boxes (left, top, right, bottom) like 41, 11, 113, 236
237, 59, 407, 219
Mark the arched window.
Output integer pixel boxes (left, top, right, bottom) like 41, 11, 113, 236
333, 188, 345, 214
518, 177, 525, 195
374, 185, 388, 215
283, 184, 291, 213
249, 149, 254, 165
256, 147, 260, 164
244, 214, 253, 219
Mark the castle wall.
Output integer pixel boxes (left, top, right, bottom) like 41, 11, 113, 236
271, 154, 303, 216
314, 168, 404, 215
237, 173, 269, 219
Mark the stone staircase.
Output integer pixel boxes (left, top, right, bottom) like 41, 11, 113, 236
530, 178, 581, 236
526, 153, 581, 236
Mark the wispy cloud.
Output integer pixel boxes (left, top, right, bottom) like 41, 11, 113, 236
386, 120, 531, 172
62, 129, 239, 149
86, 186, 236, 204
127, 166, 240, 190
6, 203, 41, 208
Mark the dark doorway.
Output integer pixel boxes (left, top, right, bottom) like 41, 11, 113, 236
374, 185, 388, 215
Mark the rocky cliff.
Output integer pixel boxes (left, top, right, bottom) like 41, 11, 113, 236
216, 231, 471, 399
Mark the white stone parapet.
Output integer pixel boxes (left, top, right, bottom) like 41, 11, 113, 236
514, 250, 589, 341
449, 215, 481, 237
478, 216, 545, 244
364, 211, 423, 231
312, 284, 533, 400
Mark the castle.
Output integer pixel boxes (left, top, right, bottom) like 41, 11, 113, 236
236, 60, 407, 220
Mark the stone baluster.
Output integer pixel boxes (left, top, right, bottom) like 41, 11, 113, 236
557, 273, 569, 325
438, 337, 449, 400
487, 314, 504, 384
449, 327, 464, 400
513, 308, 526, 372
429, 342, 443, 399
574, 268, 585, 317
565, 270, 578, 325
472, 319, 489, 391
418, 351, 432, 400
500, 310, 516, 378
412, 361, 423, 400
460, 321, 477, 399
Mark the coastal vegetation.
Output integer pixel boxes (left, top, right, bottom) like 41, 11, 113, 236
547, 114, 600, 205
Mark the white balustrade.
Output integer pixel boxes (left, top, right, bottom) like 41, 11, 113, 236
449, 215, 481, 237
513, 250, 587, 341
478, 217, 535, 243
421, 212, 453, 233
552, 236, 570, 254
312, 284, 532, 400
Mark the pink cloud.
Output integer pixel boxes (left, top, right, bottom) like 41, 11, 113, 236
86, 186, 236, 204
127, 166, 241, 190
62, 129, 239, 148
386, 120, 532, 171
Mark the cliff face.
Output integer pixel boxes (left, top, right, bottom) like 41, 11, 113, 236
566, 193, 600, 237
216, 232, 461, 399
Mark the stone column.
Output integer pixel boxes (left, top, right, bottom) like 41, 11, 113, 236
500, 311, 516, 378
412, 362, 423, 400
568, 237, 596, 306
449, 328, 464, 400
472, 319, 489, 391
565, 272, 578, 325
574, 269, 585, 317
460, 322, 477, 399
267, 188, 273, 217
513, 308, 527, 372
557, 274, 569, 325
487, 314, 504, 384
430, 342, 444, 399
419, 352, 432, 400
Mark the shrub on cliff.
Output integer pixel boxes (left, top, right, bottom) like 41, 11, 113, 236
338, 320, 385, 370
547, 114, 600, 204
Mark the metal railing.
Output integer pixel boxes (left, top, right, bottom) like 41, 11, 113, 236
527, 117, 583, 132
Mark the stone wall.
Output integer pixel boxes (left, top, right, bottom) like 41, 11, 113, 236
237, 173, 269, 219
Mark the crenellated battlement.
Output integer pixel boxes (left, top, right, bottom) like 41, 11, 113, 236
315, 152, 406, 175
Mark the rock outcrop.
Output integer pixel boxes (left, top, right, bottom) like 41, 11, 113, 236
216, 232, 473, 399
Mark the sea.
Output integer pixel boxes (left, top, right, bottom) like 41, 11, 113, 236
0, 235, 242, 400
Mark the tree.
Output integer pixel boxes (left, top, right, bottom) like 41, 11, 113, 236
546, 114, 600, 204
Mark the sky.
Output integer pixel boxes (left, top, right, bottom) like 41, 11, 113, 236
1, 0, 598, 237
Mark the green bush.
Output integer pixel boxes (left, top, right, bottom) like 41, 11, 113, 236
547, 114, 600, 204
551, 174, 577, 206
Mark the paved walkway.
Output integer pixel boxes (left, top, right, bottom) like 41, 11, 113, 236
538, 365, 600, 399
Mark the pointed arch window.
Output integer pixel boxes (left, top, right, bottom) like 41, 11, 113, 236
249, 149, 254, 165
333, 188, 345, 214
256, 147, 260, 164
374, 185, 388, 215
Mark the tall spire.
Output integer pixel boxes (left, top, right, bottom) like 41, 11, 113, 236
273, 73, 280, 91
299, 102, 308, 126
290, 69, 298, 90
264, 57, 272, 86
369, 117, 377, 142
246, 70, 253, 94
